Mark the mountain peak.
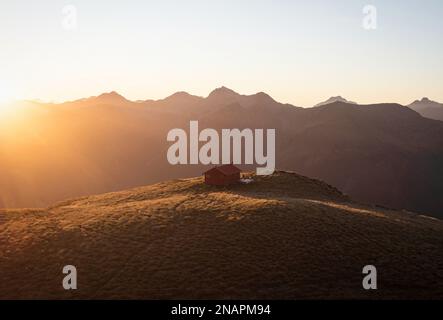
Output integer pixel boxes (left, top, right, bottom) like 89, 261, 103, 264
95, 91, 128, 103
207, 86, 239, 99
98, 91, 124, 98
164, 91, 202, 101
161, 91, 203, 106
315, 96, 357, 107
409, 97, 442, 107
411, 97, 432, 104
167, 91, 192, 98
254, 91, 273, 99
408, 97, 443, 121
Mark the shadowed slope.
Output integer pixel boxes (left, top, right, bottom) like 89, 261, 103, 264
1, 172, 442, 299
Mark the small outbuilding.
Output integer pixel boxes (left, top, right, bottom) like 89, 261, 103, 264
203, 164, 241, 186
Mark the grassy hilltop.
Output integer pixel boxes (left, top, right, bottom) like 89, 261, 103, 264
1, 171, 442, 299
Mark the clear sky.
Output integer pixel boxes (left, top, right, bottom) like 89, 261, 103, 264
0, 0, 442, 107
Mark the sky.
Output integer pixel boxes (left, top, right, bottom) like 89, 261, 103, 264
0, 0, 442, 107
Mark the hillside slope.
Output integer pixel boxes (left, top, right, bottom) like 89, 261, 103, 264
2, 89, 443, 218
1, 172, 442, 299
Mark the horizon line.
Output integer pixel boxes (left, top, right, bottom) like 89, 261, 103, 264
7, 87, 441, 108
10, 86, 442, 108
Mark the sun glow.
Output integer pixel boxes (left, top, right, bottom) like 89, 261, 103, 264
0, 82, 20, 114
0, 89, 13, 104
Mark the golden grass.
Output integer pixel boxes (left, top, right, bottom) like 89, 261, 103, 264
1, 171, 442, 299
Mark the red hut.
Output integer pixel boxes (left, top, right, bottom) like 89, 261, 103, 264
204, 164, 241, 186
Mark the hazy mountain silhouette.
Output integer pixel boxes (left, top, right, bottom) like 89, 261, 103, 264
1, 88, 443, 219
315, 96, 357, 107
204, 86, 296, 112
408, 97, 443, 121
59, 91, 134, 107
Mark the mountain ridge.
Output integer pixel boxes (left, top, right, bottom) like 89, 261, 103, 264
20, 90, 443, 113
2, 88, 443, 218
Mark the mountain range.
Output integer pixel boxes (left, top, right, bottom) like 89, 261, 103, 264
1, 88, 443, 218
